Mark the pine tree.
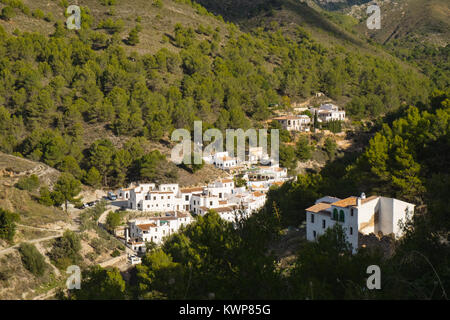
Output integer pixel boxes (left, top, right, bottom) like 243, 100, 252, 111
127, 27, 140, 46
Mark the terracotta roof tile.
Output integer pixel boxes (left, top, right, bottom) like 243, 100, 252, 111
306, 202, 331, 213
136, 223, 157, 231
332, 197, 358, 208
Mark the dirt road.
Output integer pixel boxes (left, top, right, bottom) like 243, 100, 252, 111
0, 233, 63, 256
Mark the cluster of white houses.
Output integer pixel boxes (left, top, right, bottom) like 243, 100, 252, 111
202, 147, 271, 171
273, 103, 346, 132
305, 193, 415, 253
118, 163, 290, 254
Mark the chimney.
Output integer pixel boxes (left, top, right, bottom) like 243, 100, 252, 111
361, 192, 366, 200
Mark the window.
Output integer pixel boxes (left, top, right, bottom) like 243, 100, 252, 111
339, 210, 345, 222
333, 208, 338, 220
210, 201, 213, 206
350, 227, 353, 235
311, 213, 314, 223
313, 231, 317, 238
322, 220, 326, 229
351, 208, 354, 217
185, 195, 189, 201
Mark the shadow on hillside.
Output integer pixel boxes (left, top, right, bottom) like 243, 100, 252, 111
195, 0, 364, 46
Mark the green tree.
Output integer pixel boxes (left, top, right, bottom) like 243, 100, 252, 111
39, 186, 54, 206
290, 224, 382, 299
136, 249, 184, 299
279, 144, 297, 172
106, 211, 122, 232
69, 265, 126, 300
53, 173, 82, 212
88, 140, 115, 186
324, 137, 337, 160
1, 6, 15, 21
84, 167, 102, 189
48, 230, 82, 270
136, 151, 167, 182
58, 156, 83, 179
127, 27, 140, 46
0, 208, 20, 242
296, 136, 312, 161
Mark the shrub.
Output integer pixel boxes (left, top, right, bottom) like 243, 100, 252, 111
48, 230, 82, 270
39, 186, 54, 206
106, 211, 122, 232
126, 27, 140, 46
32, 9, 45, 19
1, 6, 15, 21
15, 174, 40, 192
153, 0, 163, 8
111, 249, 120, 257
0, 209, 20, 242
18, 243, 47, 277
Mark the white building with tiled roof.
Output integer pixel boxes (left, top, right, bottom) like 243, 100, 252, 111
309, 103, 345, 123
305, 193, 415, 253
125, 176, 270, 224
126, 212, 192, 252
273, 114, 311, 131
214, 152, 238, 170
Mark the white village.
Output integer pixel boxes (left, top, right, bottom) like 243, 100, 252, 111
98, 102, 414, 265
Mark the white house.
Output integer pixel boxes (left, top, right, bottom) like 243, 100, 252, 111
310, 103, 345, 122
305, 193, 415, 253
128, 183, 185, 212
205, 178, 235, 199
273, 115, 311, 132
190, 193, 223, 215
126, 211, 192, 252
246, 146, 270, 165
179, 186, 205, 211
214, 154, 238, 170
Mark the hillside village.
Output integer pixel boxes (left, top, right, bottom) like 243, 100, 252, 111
99, 101, 350, 263
0, 0, 447, 302
112, 151, 292, 263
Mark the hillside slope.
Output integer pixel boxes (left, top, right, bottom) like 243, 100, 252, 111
347, 0, 449, 46
0, 0, 432, 193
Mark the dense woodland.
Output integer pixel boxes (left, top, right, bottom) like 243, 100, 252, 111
0, 0, 431, 192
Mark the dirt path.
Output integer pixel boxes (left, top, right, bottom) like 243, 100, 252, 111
16, 224, 62, 232
0, 233, 63, 256
99, 254, 127, 268
33, 288, 58, 301
35, 242, 61, 277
